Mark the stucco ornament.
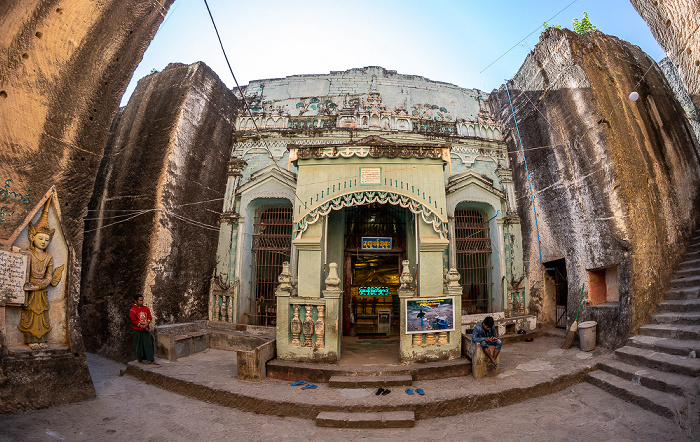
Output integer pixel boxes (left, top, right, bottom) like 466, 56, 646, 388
18, 197, 64, 348
278, 261, 293, 293
324, 262, 340, 291
446, 268, 461, 288
399, 260, 413, 290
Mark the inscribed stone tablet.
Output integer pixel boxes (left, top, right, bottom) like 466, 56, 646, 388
0, 249, 29, 304
360, 167, 381, 184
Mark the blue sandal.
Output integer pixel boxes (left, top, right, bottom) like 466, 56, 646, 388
405, 388, 414, 395
301, 384, 317, 390
415, 388, 424, 395
290, 380, 307, 386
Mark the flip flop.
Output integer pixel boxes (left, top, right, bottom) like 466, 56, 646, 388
381, 389, 391, 395
375, 388, 385, 396
405, 388, 414, 395
301, 384, 317, 390
415, 388, 424, 395
290, 380, 307, 386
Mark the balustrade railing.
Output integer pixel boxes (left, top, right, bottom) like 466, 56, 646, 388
289, 303, 325, 348
211, 292, 235, 322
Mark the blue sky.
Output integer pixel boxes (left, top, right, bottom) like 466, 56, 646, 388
121, 0, 664, 106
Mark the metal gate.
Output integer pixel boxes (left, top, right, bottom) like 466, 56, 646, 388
250, 205, 293, 326
455, 208, 492, 314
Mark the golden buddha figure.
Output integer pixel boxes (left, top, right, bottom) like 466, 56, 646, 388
18, 197, 64, 348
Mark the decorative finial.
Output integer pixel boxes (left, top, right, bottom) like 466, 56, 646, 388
29, 196, 55, 240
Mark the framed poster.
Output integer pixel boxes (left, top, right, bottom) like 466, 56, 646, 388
405, 296, 455, 334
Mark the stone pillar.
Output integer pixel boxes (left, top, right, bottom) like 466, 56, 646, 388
321, 289, 341, 361
417, 221, 449, 297
293, 221, 323, 298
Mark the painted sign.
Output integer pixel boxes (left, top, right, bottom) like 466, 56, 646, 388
361, 237, 392, 250
0, 248, 29, 304
360, 167, 381, 184
358, 286, 390, 296
405, 296, 455, 334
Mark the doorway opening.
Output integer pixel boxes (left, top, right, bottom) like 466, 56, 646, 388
342, 203, 408, 337
545, 259, 568, 328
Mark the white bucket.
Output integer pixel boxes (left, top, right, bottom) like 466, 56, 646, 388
578, 321, 597, 351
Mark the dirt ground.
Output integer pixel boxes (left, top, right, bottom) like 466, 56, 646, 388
0, 353, 690, 441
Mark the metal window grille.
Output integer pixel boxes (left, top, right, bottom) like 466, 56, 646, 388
455, 208, 492, 314
250, 205, 292, 326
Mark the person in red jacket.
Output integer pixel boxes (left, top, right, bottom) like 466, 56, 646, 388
129, 294, 159, 365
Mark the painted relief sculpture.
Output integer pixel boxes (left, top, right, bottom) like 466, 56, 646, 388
18, 197, 64, 348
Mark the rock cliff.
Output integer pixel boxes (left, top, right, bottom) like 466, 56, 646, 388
80, 62, 239, 360
491, 29, 700, 347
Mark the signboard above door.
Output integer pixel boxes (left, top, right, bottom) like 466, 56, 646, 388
361, 237, 392, 250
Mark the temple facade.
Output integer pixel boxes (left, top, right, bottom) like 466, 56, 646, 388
211, 67, 529, 363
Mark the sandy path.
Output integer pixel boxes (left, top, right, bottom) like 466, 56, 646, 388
0, 353, 690, 441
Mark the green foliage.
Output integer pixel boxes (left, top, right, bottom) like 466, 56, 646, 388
541, 21, 562, 34
150, 68, 158, 74
572, 12, 596, 35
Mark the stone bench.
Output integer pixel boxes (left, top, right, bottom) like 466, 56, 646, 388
154, 321, 276, 381
462, 337, 500, 378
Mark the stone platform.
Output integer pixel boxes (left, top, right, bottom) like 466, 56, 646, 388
124, 334, 609, 424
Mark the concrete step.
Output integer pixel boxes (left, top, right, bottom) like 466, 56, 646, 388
598, 359, 696, 397
586, 370, 683, 420
615, 345, 700, 376
686, 244, 700, 253
316, 411, 415, 428
664, 286, 700, 300
650, 312, 700, 325
328, 375, 413, 388
639, 323, 700, 340
679, 258, 700, 270
674, 267, 700, 279
627, 335, 700, 357
657, 299, 700, 313
670, 275, 700, 289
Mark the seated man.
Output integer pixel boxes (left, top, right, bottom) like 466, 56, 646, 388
471, 316, 502, 368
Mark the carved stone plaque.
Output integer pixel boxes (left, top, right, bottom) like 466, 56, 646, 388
0, 248, 29, 304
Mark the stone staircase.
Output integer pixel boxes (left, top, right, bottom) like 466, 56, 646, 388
587, 236, 700, 436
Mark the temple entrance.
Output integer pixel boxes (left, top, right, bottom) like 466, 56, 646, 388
342, 203, 408, 337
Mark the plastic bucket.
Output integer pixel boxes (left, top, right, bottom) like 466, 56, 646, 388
578, 321, 597, 351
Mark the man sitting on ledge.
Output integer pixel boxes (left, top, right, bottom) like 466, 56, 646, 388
472, 316, 501, 368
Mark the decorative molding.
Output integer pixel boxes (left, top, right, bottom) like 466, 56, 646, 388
294, 190, 448, 239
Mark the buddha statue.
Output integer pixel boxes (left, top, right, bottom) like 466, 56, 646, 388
17, 197, 64, 349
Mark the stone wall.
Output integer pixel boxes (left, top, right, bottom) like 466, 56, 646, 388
491, 29, 700, 348
630, 0, 700, 110
0, 0, 172, 410
81, 62, 239, 361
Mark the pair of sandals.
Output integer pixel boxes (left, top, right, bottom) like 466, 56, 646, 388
375, 388, 391, 395
405, 388, 424, 395
290, 380, 317, 389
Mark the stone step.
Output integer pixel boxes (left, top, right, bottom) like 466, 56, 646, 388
674, 267, 700, 279
586, 370, 684, 420
316, 411, 415, 428
627, 334, 700, 357
328, 375, 413, 388
615, 345, 700, 376
679, 258, 700, 270
639, 323, 700, 340
684, 250, 700, 260
598, 359, 695, 397
664, 286, 700, 300
650, 312, 700, 325
686, 244, 700, 253
670, 275, 700, 289
658, 299, 700, 312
